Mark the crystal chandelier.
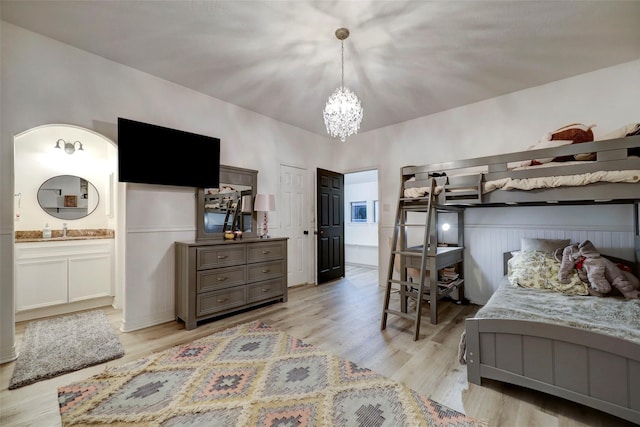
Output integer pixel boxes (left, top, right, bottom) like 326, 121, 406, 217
323, 28, 363, 142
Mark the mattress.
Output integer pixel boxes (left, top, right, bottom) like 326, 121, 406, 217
474, 276, 640, 345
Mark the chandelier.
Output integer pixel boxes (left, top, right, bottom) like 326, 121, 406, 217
323, 28, 363, 142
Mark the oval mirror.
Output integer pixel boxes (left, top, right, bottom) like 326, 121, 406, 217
37, 175, 99, 220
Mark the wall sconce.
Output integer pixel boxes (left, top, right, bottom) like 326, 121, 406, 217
54, 139, 84, 155
254, 194, 276, 238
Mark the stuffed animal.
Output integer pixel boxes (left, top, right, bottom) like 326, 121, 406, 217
547, 123, 596, 162
556, 240, 640, 299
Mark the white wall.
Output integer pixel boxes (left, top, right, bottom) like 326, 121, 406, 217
1, 22, 335, 360
14, 125, 115, 232
336, 59, 640, 304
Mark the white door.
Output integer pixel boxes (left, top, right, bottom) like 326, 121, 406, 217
279, 164, 309, 286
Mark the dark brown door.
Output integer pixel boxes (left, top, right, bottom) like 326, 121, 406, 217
316, 168, 344, 283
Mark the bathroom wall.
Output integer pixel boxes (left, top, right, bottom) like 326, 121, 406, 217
14, 125, 116, 233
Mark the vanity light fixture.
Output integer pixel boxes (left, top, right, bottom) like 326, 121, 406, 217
54, 139, 84, 155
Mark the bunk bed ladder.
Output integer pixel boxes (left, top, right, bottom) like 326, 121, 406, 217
381, 177, 436, 341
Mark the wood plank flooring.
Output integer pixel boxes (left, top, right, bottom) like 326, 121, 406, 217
0, 265, 633, 426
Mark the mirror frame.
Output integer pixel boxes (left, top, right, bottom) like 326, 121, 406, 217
196, 165, 258, 241
37, 174, 100, 220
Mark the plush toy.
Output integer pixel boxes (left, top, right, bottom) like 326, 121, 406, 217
556, 240, 640, 299
547, 123, 596, 162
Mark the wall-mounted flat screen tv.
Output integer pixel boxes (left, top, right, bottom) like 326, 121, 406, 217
118, 117, 220, 188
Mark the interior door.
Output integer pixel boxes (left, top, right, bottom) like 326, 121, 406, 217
279, 164, 309, 286
316, 168, 344, 283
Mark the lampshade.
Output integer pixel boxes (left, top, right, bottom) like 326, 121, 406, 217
241, 195, 253, 213
254, 194, 276, 212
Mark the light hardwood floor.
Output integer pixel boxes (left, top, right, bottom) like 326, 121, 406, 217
1, 266, 633, 426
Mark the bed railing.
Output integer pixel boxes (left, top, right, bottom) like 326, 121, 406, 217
402, 135, 640, 206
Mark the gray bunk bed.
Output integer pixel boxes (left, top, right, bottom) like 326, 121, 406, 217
401, 134, 640, 424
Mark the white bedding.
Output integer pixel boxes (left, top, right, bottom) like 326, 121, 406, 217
483, 169, 640, 193
475, 276, 640, 345
404, 168, 640, 198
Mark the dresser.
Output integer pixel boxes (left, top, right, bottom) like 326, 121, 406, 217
175, 238, 288, 329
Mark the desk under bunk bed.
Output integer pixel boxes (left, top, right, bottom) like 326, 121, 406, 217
395, 134, 640, 423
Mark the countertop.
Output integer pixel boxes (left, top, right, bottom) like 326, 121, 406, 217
15, 228, 114, 243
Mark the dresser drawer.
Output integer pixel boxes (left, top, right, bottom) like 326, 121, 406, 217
197, 245, 246, 270
197, 265, 246, 293
196, 287, 246, 317
247, 278, 285, 303
247, 260, 285, 283
247, 241, 285, 263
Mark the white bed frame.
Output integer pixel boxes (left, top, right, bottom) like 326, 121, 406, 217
401, 135, 640, 423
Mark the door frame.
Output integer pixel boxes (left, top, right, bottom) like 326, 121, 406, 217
343, 167, 380, 269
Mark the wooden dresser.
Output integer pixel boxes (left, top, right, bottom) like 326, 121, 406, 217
175, 238, 288, 330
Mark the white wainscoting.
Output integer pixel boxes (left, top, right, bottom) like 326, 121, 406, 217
464, 225, 635, 305
346, 243, 378, 268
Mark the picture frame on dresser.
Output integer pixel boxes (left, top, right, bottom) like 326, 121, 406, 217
196, 165, 258, 241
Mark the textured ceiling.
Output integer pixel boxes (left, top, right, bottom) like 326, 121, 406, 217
2, 1, 639, 138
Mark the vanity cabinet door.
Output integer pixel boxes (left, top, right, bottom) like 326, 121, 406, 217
69, 254, 112, 302
15, 257, 68, 311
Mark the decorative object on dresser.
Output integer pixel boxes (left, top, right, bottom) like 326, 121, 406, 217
9, 310, 123, 390
254, 193, 276, 238
57, 320, 487, 426
175, 238, 288, 330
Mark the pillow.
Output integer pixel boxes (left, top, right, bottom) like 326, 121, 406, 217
508, 250, 589, 295
596, 123, 640, 141
520, 237, 570, 254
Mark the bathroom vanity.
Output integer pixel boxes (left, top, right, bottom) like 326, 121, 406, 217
14, 234, 114, 321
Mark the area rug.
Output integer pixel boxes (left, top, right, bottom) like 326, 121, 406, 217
58, 320, 486, 426
9, 310, 124, 390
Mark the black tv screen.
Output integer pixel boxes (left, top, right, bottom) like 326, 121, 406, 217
118, 117, 220, 188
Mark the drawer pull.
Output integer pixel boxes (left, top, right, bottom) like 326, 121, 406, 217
262, 250, 270, 254
217, 255, 228, 259
261, 288, 269, 292
217, 298, 228, 303
217, 276, 228, 281
262, 269, 270, 273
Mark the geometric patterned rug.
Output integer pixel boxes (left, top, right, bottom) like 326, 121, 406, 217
58, 320, 487, 426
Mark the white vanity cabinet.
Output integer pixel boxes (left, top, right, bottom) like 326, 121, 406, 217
15, 239, 114, 313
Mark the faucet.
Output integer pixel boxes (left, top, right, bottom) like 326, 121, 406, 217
62, 223, 67, 238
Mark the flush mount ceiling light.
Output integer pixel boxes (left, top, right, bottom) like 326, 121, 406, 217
54, 139, 84, 155
322, 27, 363, 142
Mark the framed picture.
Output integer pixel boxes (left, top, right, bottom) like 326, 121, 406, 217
64, 195, 77, 207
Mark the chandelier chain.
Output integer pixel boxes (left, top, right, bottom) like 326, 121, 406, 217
341, 40, 344, 89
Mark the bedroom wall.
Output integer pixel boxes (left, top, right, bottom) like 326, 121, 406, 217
337, 59, 640, 304
0, 22, 336, 361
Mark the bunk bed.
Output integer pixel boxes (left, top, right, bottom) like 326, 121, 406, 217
399, 133, 640, 424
